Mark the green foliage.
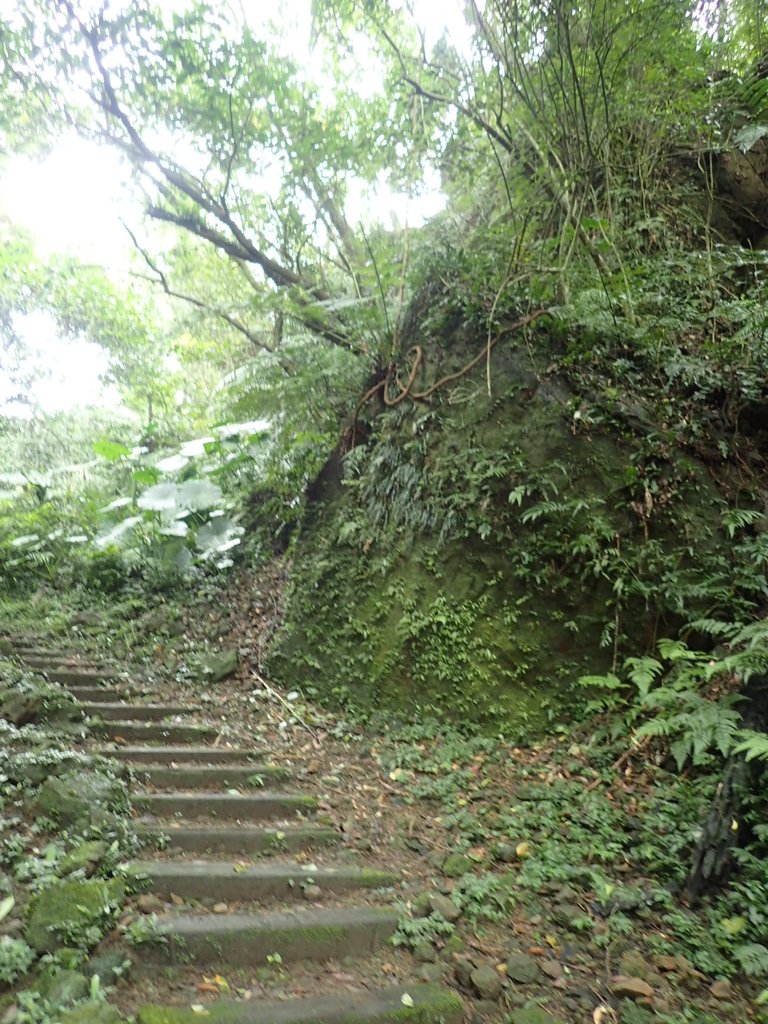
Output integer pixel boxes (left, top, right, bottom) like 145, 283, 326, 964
0, 936, 35, 985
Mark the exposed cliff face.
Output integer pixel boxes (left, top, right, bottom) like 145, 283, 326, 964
267, 312, 757, 729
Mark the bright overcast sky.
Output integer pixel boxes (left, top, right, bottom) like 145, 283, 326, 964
0, 0, 467, 417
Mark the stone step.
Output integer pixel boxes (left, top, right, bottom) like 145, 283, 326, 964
133, 791, 316, 821
151, 906, 399, 967
134, 860, 396, 901
136, 984, 463, 1024
46, 668, 117, 685
135, 823, 338, 855
79, 701, 193, 722
92, 722, 217, 744
69, 686, 125, 702
97, 746, 259, 765
133, 764, 289, 789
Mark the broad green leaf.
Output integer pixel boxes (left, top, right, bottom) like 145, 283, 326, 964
0, 895, 14, 922
132, 469, 160, 486
93, 440, 131, 461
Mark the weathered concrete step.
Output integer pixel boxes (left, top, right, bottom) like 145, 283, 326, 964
92, 722, 216, 743
80, 701, 193, 722
134, 860, 396, 901
152, 906, 399, 966
135, 823, 338, 855
133, 791, 316, 821
133, 764, 288, 789
69, 686, 125, 702
46, 668, 117, 685
136, 984, 463, 1024
97, 746, 259, 765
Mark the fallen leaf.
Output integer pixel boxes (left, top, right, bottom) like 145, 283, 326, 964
195, 983, 218, 994
190, 1005, 210, 1015
401, 994, 414, 1007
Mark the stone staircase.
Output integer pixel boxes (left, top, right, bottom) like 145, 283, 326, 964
9, 641, 463, 1024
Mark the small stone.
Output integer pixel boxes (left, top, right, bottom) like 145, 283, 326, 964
507, 1006, 567, 1023
302, 885, 323, 901
470, 963, 503, 1001
418, 963, 444, 983
610, 975, 654, 1000
619, 950, 653, 981
493, 843, 518, 863
710, 979, 732, 1000
212, 902, 229, 914
473, 1000, 500, 1017
411, 893, 432, 918
454, 957, 475, 989
540, 959, 564, 980
439, 934, 465, 958
653, 954, 679, 973
442, 853, 473, 878
413, 942, 437, 963
426, 851, 446, 869
551, 903, 585, 931
136, 894, 164, 915
429, 893, 462, 922
505, 952, 541, 984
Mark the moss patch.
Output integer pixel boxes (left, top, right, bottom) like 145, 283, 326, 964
25, 878, 121, 953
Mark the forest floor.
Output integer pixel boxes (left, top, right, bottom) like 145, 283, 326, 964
3, 563, 765, 1024
78, 563, 760, 1024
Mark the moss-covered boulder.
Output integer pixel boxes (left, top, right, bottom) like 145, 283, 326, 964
33, 968, 89, 1006
31, 770, 127, 828
24, 877, 123, 953
196, 648, 238, 682
60, 841, 108, 878
0, 673, 80, 727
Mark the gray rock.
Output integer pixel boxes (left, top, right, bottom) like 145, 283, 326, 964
551, 902, 586, 931
136, 893, 164, 914
86, 949, 131, 986
197, 648, 238, 682
418, 963, 444, 983
506, 952, 541, 984
429, 893, 462, 922
442, 853, 473, 878
413, 941, 436, 963
470, 963, 503, 1001
454, 957, 475, 989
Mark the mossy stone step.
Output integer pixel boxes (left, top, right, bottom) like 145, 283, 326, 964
97, 746, 260, 765
133, 860, 396, 901
93, 722, 216, 743
80, 702, 193, 722
133, 791, 316, 821
151, 906, 399, 966
46, 668, 117, 685
134, 823, 338, 855
132, 764, 289, 789
136, 984, 463, 1024
69, 686, 126, 702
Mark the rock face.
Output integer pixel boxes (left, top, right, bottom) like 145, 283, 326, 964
269, 328, 730, 727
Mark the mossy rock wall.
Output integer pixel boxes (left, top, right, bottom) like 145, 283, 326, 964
268, 336, 752, 730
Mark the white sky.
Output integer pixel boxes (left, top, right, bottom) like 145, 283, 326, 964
0, 0, 467, 418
